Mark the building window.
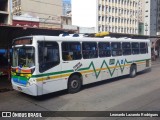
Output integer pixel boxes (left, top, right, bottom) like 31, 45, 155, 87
99, 16, 101, 21
106, 16, 108, 22
102, 5, 104, 11
115, 18, 117, 23
112, 17, 114, 22
99, 5, 101, 11
118, 17, 120, 23
109, 6, 111, 12
106, 6, 108, 12
109, 17, 111, 22
112, 8, 114, 13
115, 7, 117, 13
99, 26, 101, 31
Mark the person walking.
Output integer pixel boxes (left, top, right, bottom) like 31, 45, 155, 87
155, 50, 158, 60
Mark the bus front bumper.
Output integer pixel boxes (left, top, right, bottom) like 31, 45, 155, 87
12, 81, 38, 96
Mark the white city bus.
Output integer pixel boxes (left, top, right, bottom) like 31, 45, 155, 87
11, 34, 151, 96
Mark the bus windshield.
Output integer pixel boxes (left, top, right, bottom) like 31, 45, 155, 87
12, 46, 35, 68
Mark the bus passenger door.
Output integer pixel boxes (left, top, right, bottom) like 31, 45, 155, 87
38, 41, 66, 94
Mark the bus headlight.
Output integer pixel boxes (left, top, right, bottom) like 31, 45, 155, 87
27, 79, 36, 87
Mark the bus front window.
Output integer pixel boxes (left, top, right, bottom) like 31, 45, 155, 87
12, 47, 35, 68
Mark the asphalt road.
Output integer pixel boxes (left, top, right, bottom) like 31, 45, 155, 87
0, 62, 160, 120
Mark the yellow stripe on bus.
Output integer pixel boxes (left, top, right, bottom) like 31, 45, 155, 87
36, 73, 71, 82
36, 62, 146, 82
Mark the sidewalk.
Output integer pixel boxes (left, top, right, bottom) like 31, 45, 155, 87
152, 57, 160, 65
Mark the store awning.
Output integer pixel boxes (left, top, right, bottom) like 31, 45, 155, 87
0, 25, 76, 49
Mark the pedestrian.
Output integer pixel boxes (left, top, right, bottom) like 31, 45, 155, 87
155, 50, 158, 60
151, 50, 155, 61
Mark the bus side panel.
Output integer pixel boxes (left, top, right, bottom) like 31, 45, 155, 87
101, 58, 112, 80
42, 79, 67, 94
41, 65, 67, 95
81, 59, 102, 85
136, 55, 147, 72
101, 57, 118, 80
117, 56, 130, 77
37, 81, 43, 96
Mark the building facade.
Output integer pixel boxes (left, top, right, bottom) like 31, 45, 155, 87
0, 0, 12, 25
144, 0, 158, 36
138, 0, 145, 35
63, 0, 71, 16
72, 0, 139, 34
157, 0, 160, 35
12, 0, 63, 28
12, 15, 39, 28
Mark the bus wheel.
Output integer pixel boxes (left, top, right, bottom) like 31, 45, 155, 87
68, 75, 82, 93
130, 65, 137, 78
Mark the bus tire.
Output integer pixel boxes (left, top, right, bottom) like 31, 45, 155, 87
68, 75, 82, 94
130, 65, 137, 78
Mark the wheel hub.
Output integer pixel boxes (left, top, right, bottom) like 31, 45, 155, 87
71, 80, 79, 88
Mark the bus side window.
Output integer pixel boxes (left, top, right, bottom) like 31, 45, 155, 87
82, 42, 98, 59
140, 42, 147, 54
62, 42, 82, 61
111, 42, 122, 56
98, 42, 111, 57
122, 42, 131, 55
38, 42, 60, 73
132, 42, 139, 55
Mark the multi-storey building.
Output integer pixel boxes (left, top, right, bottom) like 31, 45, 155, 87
157, 0, 160, 35
138, 0, 145, 35
144, 0, 157, 36
0, 0, 12, 25
72, 0, 139, 34
63, 0, 71, 16
12, 0, 63, 28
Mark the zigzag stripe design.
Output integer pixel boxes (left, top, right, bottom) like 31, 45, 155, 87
79, 59, 130, 78
29, 59, 147, 79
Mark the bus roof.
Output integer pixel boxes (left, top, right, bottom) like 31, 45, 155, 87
13, 35, 150, 43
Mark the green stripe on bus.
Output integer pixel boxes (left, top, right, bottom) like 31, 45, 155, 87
31, 59, 149, 79
78, 59, 127, 78
32, 70, 73, 78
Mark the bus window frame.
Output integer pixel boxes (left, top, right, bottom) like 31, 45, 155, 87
132, 42, 140, 55
82, 42, 98, 59
140, 42, 147, 54
98, 42, 111, 58
111, 42, 122, 56
122, 42, 132, 56
62, 42, 82, 61
38, 41, 60, 73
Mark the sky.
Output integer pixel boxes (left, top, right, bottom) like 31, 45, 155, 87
63, 0, 71, 2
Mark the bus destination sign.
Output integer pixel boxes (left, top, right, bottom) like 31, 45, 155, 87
14, 39, 32, 45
